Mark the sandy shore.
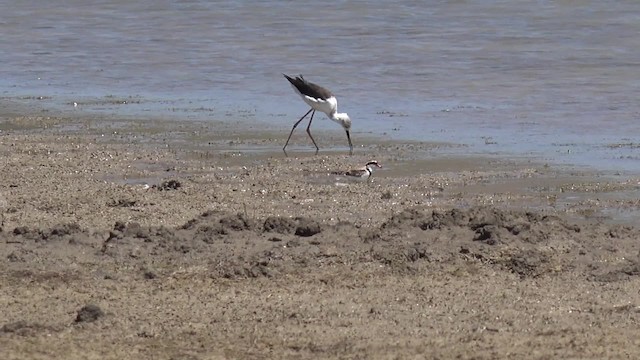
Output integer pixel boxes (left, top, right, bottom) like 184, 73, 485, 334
2, 112, 640, 359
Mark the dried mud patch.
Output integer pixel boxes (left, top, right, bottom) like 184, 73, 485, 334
0, 321, 61, 337
589, 259, 640, 282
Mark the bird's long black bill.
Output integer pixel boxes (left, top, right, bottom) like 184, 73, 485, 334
346, 130, 353, 155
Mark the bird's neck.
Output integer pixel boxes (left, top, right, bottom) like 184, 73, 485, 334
330, 111, 349, 122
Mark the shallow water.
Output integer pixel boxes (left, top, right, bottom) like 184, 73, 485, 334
2, 1, 640, 173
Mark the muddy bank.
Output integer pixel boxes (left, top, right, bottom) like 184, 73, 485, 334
2, 114, 640, 359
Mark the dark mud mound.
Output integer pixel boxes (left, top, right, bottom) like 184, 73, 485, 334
382, 206, 580, 245
263, 216, 297, 234
153, 179, 182, 191
263, 216, 323, 237
182, 212, 255, 236
75, 304, 104, 323
2, 206, 639, 281
374, 206, 633, 278
11, 223, 89, 243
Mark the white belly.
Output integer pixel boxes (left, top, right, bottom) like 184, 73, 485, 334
302, 95, 338, 117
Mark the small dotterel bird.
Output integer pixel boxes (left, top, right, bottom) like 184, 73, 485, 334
282, 74, 353, 156
333, 160, 382, 181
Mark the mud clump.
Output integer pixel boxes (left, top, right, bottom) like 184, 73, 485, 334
217, 256, 276, 279
381, 208, 430, 229
263, 216, 323, 237
405, 246, 430, 262
473, 225, 503, 245
12, 223, 86, 242
359, 228, 382, 243
192, 213, 255, 242
263, 216, 297, 234
499, 249, 550, 278
219, 213, 254, 231
153, 180, 182, 191
75, 304, 104, 323
107, 199, 137, 208
105, 221, 179, 244
295, 218, 322, 237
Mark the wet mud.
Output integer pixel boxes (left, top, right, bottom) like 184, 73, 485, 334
2, 114, 640, 359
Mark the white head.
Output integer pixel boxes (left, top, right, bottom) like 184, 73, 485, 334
329, 112, 353, 155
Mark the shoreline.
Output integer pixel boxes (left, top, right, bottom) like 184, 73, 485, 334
1, 110, 638, 229
3, 95, 640, 178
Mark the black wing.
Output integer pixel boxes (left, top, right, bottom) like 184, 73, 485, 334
283, 74, 333, 100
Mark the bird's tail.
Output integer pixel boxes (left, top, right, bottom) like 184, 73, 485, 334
283, 73, 305, 84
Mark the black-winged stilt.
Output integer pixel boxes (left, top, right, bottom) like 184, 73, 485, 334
282, 74, 353, 156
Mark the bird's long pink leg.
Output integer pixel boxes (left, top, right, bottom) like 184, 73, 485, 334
283, 108, 314, 156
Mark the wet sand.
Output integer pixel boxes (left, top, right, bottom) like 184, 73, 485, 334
2, 112, 640, 359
